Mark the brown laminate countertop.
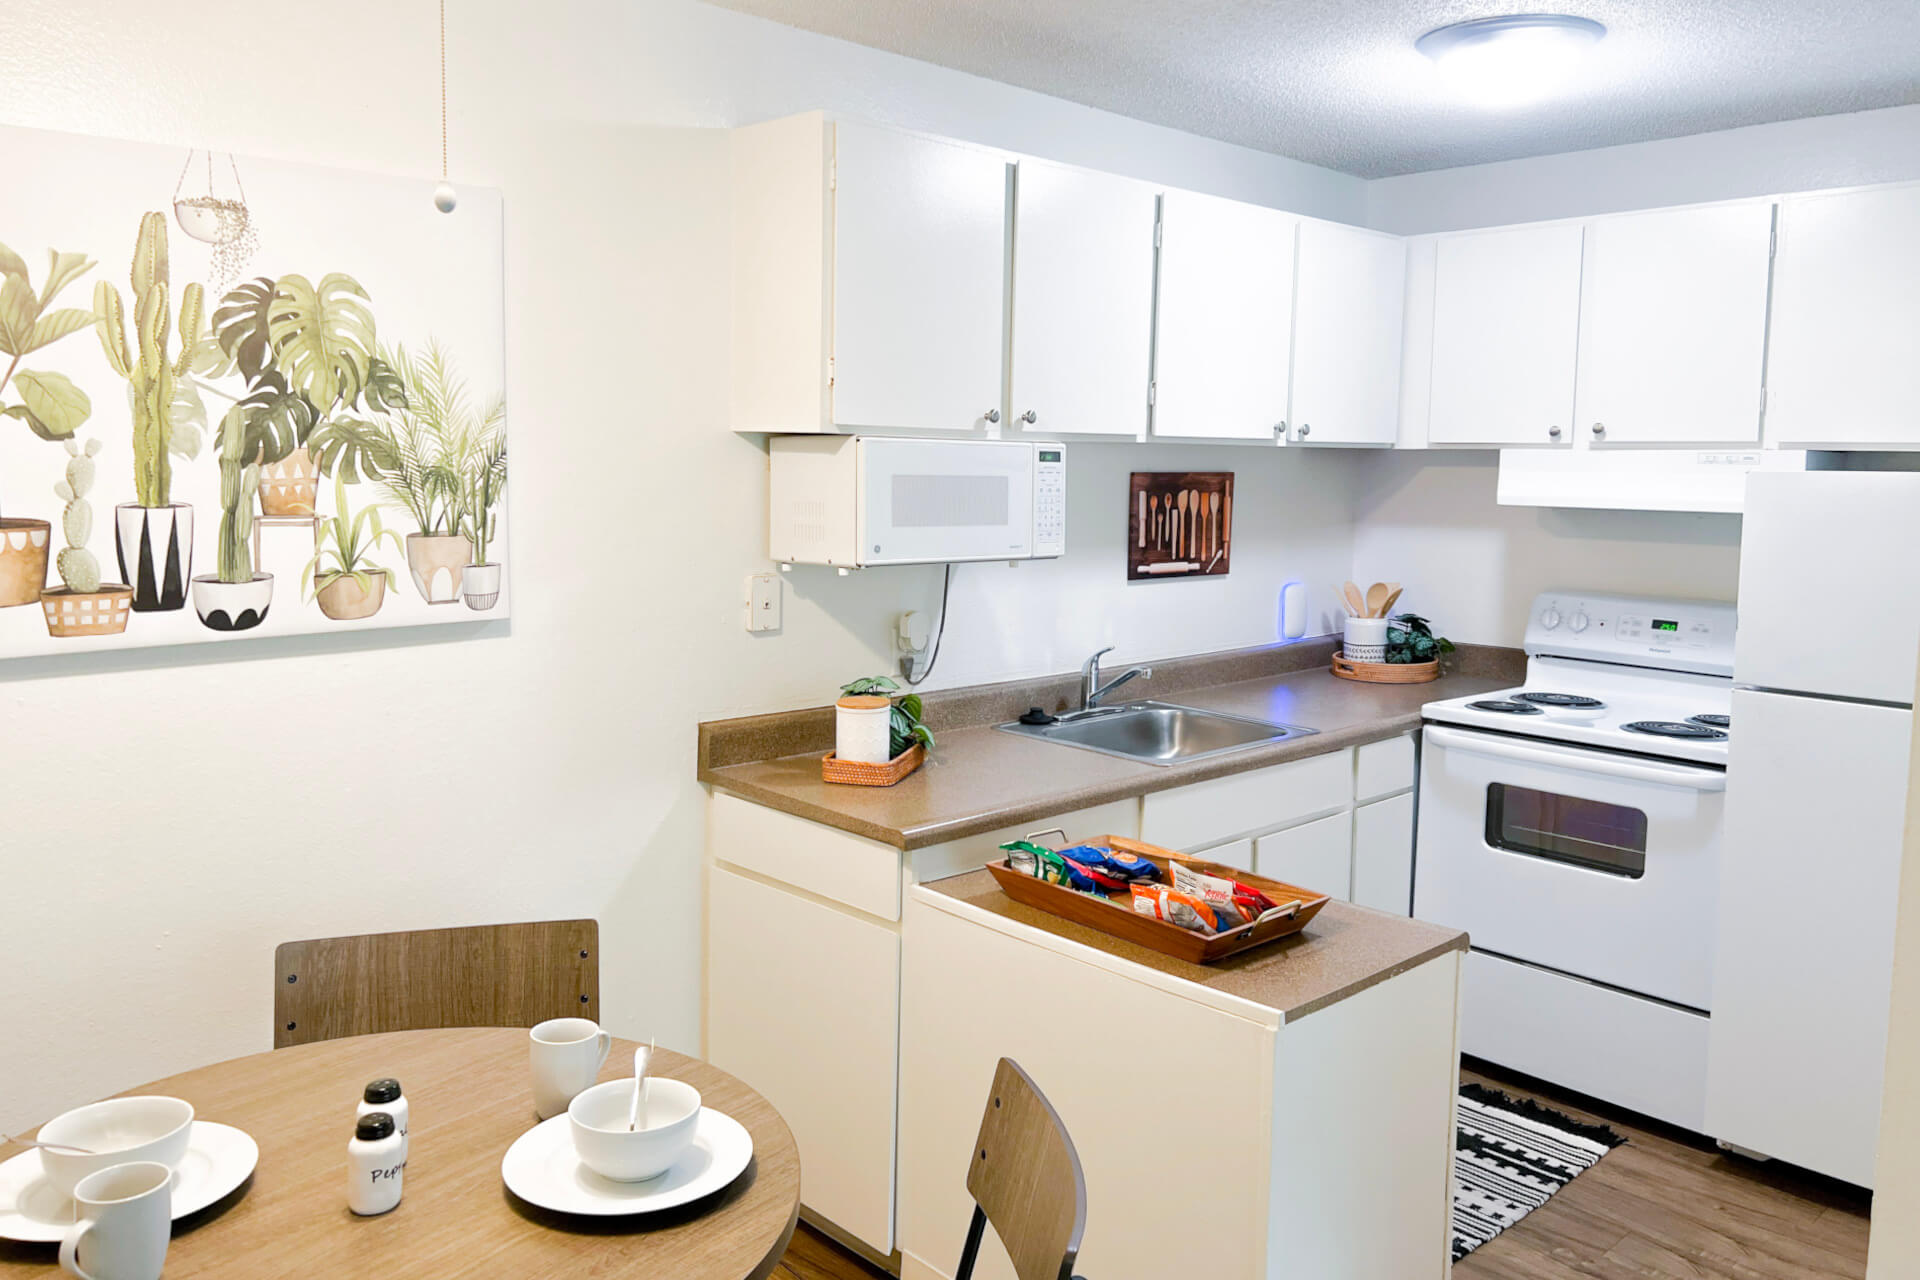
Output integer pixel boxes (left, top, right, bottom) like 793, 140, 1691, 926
700, 639, 1519, 850
919, 869, 1469, 1022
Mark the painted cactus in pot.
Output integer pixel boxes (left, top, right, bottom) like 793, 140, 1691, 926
95, 212, 208, 612
0, 241, 97, 607
40, 438, 132, 636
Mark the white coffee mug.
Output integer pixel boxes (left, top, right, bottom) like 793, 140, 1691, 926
529, 1018, 612, 1120
60, 1161, 172, 1280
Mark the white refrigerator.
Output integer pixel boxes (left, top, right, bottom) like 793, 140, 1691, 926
1706, 470, 1920, 1187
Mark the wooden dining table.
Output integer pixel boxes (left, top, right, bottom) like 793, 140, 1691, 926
0, 1028, 800, 1278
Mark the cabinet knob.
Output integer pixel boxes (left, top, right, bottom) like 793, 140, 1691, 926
983, 408, 1001, 424
1298, 424, 1311, 438
1548, 425, 1563, 439
1591, 422, 1605, 436
1019, 410, 1037, 425
1274, 420, 1288, 437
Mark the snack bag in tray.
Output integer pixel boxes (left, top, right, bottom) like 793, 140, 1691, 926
1169, 858, 1285, 930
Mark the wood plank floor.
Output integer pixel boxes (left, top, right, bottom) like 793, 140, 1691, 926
775, 1061, 1873, 1280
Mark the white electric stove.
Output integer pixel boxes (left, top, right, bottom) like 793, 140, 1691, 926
1414, 590, 1737, 1132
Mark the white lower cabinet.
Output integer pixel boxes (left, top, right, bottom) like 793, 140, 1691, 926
1352, 792, 1415, 916
1193, 836, 1255, 872
707, 864, 902, 1250
1255, 811, 1352, 901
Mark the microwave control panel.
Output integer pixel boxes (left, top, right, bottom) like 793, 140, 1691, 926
1033, 444, 1066, 558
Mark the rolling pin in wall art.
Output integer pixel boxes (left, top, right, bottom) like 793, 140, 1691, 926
1127, 472, 1234, 580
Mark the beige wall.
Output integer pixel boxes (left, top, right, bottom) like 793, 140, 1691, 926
1868, 646, 1920, 1275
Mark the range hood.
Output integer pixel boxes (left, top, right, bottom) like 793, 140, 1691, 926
1496, 447, 1807, 513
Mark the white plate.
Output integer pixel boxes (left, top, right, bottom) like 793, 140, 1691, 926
0, 1121, 259, 1243
501, 1108, 753, 1216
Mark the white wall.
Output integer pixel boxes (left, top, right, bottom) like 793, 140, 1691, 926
1350, 452, 1742, 645
0, 0, 1369, 1130
1368, 103, 1920, 234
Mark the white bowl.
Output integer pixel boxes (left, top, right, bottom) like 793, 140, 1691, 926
38, 1096, 195, 1197
567, 1078, 701, 1182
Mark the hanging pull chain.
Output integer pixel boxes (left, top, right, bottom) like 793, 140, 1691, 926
434, 0, 457, 212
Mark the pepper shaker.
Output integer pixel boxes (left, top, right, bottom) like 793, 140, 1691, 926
347, 1112, 405, 1216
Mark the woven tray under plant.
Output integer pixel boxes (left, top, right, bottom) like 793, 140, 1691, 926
822, 743, 926, 787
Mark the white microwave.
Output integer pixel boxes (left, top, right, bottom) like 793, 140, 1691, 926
769, 436, 1065, 567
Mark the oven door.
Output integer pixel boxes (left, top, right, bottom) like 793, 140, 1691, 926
855, 438, 1034, 565
1414, 724, 1725, 1009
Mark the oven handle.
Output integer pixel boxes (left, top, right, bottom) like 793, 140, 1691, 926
1422, 725, 1727, 792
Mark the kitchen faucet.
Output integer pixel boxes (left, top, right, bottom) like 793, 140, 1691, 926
1080, 647, 1152, 712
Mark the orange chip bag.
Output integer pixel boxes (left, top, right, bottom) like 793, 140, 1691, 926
1129, 883, 1219, 933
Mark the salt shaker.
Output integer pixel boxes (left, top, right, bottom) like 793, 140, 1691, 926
347, 1112, 405, 1216
357, 1078, 408, 1159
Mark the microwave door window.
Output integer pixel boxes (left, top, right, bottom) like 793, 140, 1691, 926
1485, 783, 1649, 878
890, 474, 1011, 528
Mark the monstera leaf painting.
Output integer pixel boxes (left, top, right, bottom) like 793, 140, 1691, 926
267, 273, 376, 410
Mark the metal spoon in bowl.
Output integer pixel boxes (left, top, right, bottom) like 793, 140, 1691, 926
2, 1134, 95, 1154
628, 1038, 656, 1132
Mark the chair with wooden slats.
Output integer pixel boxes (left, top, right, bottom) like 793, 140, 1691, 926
273, 920, 600, 1049
956, 1057, 1090, 1280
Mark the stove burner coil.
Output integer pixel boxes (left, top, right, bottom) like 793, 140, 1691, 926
1622, 720, 1728, 741
1514, 692, 1607, 710
1468, 700, 1544, 714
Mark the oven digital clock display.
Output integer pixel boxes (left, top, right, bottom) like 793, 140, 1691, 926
1651, 619, 1679, 633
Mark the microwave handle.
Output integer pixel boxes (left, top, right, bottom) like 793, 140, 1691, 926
1422, 725, 1727, 792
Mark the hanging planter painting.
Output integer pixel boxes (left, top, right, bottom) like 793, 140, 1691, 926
0, 122, 507, 661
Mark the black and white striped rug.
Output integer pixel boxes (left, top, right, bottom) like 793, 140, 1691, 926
1452, 1083, 1626, 1261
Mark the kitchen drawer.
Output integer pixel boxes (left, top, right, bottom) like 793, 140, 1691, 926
911, 799, 1142, 887
1140, 748, 1353, 852
709, 792, 902, 920
1254, 811, 1352, 902
1190, 836, 1255, 873
1351, 792, 1414, 915
1355, 735, 1416, 803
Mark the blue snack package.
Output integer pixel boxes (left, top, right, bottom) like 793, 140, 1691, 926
1058, 843, 1158, 881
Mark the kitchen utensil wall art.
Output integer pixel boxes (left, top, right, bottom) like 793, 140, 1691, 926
1129, 472, 1233, 580
0, 122, 508, 661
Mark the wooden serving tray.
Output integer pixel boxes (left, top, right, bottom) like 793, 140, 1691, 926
985, 833, 1331, 964
822, 742, 925, 786
1331, 650, 1440, 684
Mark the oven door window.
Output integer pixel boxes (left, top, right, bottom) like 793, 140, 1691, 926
1485, 784, 1649, 878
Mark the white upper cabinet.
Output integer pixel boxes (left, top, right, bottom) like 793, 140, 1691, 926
1426, 222, 1585, 447
731, 113, 1008, 434
1766, 183, 1920, 449
1574, 202, 1774, 447
1151, 189, 1296, 441
1288, 221, 1406, 446
1008, 160, 1157, 438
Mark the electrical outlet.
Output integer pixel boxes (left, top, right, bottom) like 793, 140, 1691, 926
745, 573, 781, 633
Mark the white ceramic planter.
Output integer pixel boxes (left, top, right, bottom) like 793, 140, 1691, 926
115, 504, 193, 612
836, 695, 894, 764
461, 562, 502, 611
191, 573, 273, 632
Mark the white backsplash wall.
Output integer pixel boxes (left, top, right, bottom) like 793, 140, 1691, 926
851, 443, 1365, 693
1350, 452, 1743, 646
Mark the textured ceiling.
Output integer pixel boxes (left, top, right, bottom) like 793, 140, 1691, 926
701, 0, 1920, 177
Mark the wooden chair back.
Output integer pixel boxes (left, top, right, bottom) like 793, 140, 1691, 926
956, 1057, 1088, 1280
273, 920, 599, 1049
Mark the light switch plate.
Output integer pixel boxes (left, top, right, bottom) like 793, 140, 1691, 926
746, 573, 781, 633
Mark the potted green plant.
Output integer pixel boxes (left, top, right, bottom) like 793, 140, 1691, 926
839, 676, 936, 756
39, 438, 133, 637
301, 469, 403, 621
0, 241, 97, 607
95, 212, 208, 612
189, 401, 284, 631
1385, 614, 1456, 665
457, 436, 505, 611
308, 340, 495, 605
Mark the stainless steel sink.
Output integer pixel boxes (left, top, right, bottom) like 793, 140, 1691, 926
996, 700, 1314, 766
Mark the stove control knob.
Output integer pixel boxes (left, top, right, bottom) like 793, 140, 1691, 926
1539, 607, 1562, 630
1568, 610, 1590, 634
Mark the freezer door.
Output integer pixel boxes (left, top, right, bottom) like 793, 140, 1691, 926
1706, 689, 1912, 1186
1739, 471, 1920, 704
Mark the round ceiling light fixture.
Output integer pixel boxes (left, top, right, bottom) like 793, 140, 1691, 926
1416, 13, 1606, 108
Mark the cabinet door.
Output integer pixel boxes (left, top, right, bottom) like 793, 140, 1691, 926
1151, 189, 1295, 441
1255, 810, 1352, 902
1767, 183, 1920, 449
1289, 221, 1405, 446
1009, 160, 1157, 437
1574, 202, 1773, 446
1426, 222, 1584, 447
707, 865, 901, 1251
1706, 691, 1911, 1187
1351, 793, 1415, 916
831, 122, 1008, 432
